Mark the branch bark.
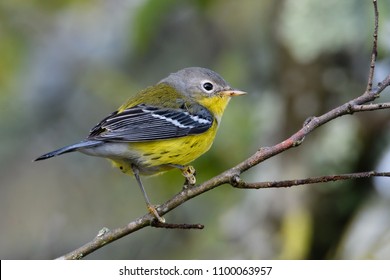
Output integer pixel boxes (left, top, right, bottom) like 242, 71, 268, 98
232, 171, 390, 189
58, 0, 390, 259
366, 0, 378, 92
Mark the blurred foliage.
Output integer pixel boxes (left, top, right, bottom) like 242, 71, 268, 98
0, 0, 390, 260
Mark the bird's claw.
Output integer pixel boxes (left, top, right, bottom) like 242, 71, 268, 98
182, 165, 196, 188
147, 204, 165, 223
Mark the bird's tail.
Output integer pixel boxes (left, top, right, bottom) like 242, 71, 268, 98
34, 140, 102, 161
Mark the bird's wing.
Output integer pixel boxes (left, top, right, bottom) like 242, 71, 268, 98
87, 104, 214, 142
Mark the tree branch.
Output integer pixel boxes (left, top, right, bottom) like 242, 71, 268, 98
351, 102, 390, 112
231, 171, 390, 189
366, 0, 378, 92
58, 0, 390, 259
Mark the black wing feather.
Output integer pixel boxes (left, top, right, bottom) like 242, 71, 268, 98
87, 104, 214, 142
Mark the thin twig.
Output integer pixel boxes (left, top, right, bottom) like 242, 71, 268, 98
366, 0, 379, 92
151, 220, 204, 229
232, 171, 390, 189
351, 102, 390, 112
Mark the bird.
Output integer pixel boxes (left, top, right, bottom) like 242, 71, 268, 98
35, 67, 246, 222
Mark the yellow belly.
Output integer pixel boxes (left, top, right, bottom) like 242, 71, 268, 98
110, 122, 218, 175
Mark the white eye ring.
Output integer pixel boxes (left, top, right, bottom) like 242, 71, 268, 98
202, 81, 214, 92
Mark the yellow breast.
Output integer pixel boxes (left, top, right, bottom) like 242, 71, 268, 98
112, 121, 218, 175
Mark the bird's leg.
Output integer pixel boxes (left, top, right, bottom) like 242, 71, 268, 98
131, 165, 165, 223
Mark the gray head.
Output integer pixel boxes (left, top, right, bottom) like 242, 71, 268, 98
158, 67, 245, 98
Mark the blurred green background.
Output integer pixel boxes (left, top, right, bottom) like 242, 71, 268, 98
1, 0, 390, 259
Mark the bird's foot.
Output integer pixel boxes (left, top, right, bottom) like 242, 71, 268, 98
147, 204, 165, 223
181, 165, 196, 188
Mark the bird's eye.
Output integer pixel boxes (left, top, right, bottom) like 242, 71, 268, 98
202, 82, 214, 92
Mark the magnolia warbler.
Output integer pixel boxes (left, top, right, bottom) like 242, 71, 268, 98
35, 67, 246, 222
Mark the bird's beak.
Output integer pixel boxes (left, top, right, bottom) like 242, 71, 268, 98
219, 88, 247, 97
